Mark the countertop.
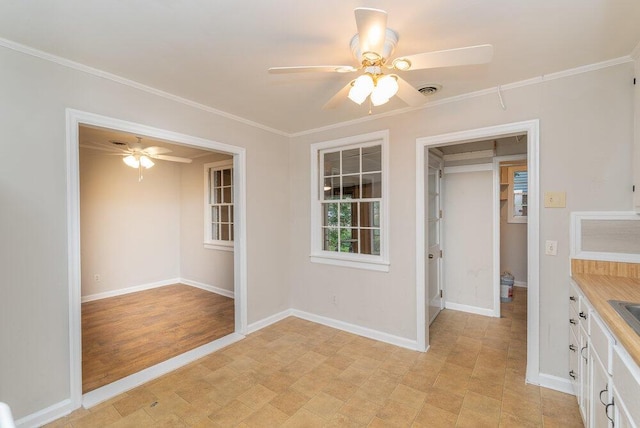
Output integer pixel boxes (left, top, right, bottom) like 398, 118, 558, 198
572, 273, 640, 367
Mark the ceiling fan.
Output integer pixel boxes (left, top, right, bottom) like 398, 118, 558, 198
269, 7, 493, 110
112, 137, 193, 181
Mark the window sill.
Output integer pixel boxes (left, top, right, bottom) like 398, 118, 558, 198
310, 253, 389, 272
204, 242, 234, 252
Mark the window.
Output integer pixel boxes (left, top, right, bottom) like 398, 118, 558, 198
204, 160, 234, 251
507, 164, 527, 223
310, 131, 389, 271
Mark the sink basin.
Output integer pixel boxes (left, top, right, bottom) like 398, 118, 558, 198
609, 300, 640, 336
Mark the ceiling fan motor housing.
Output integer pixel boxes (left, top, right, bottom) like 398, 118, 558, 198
350, 28, 399, 63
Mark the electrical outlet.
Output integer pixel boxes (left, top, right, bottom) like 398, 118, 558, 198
94, 274, 101, 282
545, 240, 558, 256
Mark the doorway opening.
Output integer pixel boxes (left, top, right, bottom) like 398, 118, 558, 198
66, 109, 248, 409
415, 120, 540, 385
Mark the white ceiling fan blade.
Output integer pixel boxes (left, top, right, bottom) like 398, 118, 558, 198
150, 154, 193, 164
354, 7, 388, 57
394, 44, 494, 71
144, 146, 172, 155
395, 76, 426, 107
269, 65, 357, 74
322, 82, 353, 110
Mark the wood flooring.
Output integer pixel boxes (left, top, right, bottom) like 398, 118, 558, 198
82, 284, 234, 393
49, 287, 583, 426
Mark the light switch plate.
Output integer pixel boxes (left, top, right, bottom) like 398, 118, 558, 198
545, 240, 558, 256
544, 191, 566, 208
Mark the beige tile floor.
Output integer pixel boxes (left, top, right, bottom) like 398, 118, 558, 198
47, 287, 582, 427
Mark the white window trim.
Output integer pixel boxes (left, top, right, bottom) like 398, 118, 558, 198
310, 130, 390, 272
204, 159, 234, 251
507, 164, 528, 224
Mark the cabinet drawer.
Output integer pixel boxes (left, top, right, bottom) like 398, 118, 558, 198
613, 345, 640, 424
590, 312, 614, 375
569, 305, 580, 340
569, 281, 580, 315
569, 329, 580, 396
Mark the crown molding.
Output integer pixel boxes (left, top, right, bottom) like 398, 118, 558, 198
0, 37, 289, 138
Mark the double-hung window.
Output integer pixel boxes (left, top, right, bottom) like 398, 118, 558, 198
310, 131, 389, 271
204, 160, 234, 251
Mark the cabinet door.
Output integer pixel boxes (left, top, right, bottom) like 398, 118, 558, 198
612, 385, 635, 428
570, 329, 581, 396
580, 326, 590, 424
591, 352, 612, 428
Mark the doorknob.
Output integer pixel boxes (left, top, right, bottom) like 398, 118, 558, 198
428, 254, 434, 259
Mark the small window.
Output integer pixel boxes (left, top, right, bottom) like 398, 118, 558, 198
204, 160, 234, 251
310, 131, 389, 271
507, 165, 527, 223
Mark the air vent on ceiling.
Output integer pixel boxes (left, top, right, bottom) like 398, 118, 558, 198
418, 84, 442, 96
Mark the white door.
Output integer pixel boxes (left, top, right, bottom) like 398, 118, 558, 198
427, 156, 443, 324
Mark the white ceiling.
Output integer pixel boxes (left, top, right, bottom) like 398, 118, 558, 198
1, 1, 639, 135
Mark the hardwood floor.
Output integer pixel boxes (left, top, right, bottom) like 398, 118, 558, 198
48, 286, 583, 426
82, 284, 234, 393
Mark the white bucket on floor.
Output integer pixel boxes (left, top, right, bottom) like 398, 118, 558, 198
500, 272, 514, 303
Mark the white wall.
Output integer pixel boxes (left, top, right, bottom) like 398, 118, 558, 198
443, 170, 494, 311
500, 202, 528, 284
0, 46, 290, 420
289, 62, 633, 381
180, 152, 234, 291
80, 147, 181, 296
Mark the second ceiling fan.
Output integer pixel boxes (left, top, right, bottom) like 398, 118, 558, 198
269, 7, 493, 110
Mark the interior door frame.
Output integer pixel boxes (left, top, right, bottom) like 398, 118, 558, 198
415, 119, 540, 386
66, 109, 248, 409
426, 152, 444, 324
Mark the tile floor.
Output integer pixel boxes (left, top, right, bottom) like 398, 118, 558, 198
47, 287, 582, 427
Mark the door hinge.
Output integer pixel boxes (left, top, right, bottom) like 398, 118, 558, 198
634, 77, 637, 85
440, 290, 443, 298
634, 184, 636, 193
440, 249, 443, 258
439, 169, 443, 178
439, 209, 443, 219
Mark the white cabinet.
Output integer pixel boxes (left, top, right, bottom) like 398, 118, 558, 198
568, 280, 640, 428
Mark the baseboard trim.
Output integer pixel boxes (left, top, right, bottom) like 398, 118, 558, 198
538, 373, 575, 395
246, 309, 293, 334
291, 309, 419, 351
14, 398, 73, 428
180, 278, 234, 299
514, 281, 528, 288
81, 278, 234, 302
81, 278, 180, 303
82, 332, 244, 409
444, 301, 496, 317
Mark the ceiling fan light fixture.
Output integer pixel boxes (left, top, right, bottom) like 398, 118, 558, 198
123, 155, 139, 168
370, 88, 390, 106
139, 155, 154, 169
348, 74, 375, 104
376, 74, 399, 99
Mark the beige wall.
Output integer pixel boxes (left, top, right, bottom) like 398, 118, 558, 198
443, 170, 494, 311
289, 62, 634, 381
500, 202, 528, 284
0, 46, 290, 419
79, 147, 181, 296
180, 152, 234, 291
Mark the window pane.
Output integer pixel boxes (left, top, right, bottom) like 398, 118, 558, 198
323, 203, 339, 226
340, 228, 358, 253
221, 223, 230, 241
230, 224, 234, 241
324, 151, 340, 177
223, 168, 232, 186
360, 201, 380, 228
342, 175, 360, 199
214, 170, 222, 187
362, 173, 381, 198
215, 188, 222, 204
339, 202, 358, 227
341, 148, 360, 174
323, 177, 340, 200
359, 229, 379, 255
221, 206, 229, 222
230, 205, 234, 222
223, 187, 232, 203
211, 206, 219, 223
209, 170, 215, 203
212, 223, 219, 240
362, 145, 381, 172
323, 227, 339, 251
